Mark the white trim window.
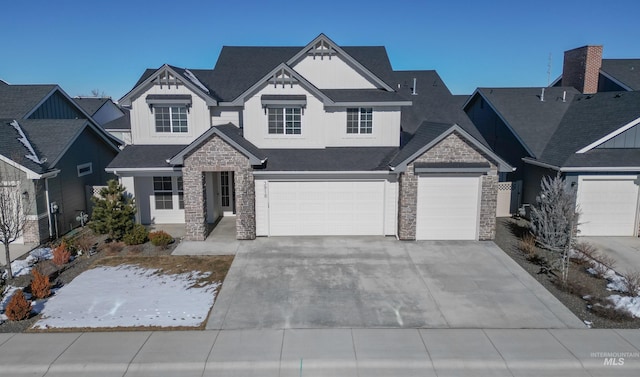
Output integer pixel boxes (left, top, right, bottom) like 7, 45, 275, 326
155, 106, 188, 133
77, 162, 93, 177
268, 107, 301, 135
346, 108, 373, 134
153, 176, 173, 210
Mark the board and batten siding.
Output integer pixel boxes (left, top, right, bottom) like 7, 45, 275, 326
292, 55, 378, 89
134, 175, 185, 224
243, 83, 400, 149
29, 91, 85, 120
130, 85, 211, 145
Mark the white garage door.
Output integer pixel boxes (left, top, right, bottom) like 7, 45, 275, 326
577, 176, 639, 236
416, 176, 480, 240
268, 181, 385, 236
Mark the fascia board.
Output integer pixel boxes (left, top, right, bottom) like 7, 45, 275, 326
599, 70, 633, 91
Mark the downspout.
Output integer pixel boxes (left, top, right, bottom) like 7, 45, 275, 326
45, 177, 53, 239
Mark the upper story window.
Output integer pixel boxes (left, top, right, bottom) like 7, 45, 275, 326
155, 106, 188, 133
268, 107, 301, 135
346, 108, 373, 134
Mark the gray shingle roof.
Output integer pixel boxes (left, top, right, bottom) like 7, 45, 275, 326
321, 89, 409, 103
73, 97, 109, 116
107, 145, 186, 170
102, 109, 130, 130
0, 84, 56, 118
259, 147, 397, 171
474, 87, 580, 157
601, 59, 640, 90
1, 118, 87, 174
537, 91, 640, 167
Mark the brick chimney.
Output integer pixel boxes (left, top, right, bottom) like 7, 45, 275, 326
561, 45, 603, 94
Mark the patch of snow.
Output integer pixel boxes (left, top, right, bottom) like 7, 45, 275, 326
583, 320, 592, 328
183, 69, 210, 94
9, 120, 46, 164
606, 272, 628, 293
609, 295, 640, 318
30, 247, 53, 261
1, 248, 53, 279
33, 265, 220, 329
586, 267, 598, 276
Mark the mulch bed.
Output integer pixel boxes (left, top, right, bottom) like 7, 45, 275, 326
494, 217, 640, 328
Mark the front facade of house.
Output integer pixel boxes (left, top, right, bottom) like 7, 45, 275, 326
109, 35, 510, 241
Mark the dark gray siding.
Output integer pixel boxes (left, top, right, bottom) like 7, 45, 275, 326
598, 75, 627, 92
522, 164, 557, 207
47, 127, 117, 236
28, 91, 85, 119
597, 124, 640, 149
465, 95, 530, 179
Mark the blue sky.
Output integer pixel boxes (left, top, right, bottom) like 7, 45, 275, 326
2, 0, 639, 99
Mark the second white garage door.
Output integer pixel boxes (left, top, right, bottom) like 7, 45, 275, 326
577, 176, 639, 236
416, 176, 480, 240
267, 181, 385, 236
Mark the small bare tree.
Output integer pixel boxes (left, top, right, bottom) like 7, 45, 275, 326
530, 173, 580, 284
0, 166, 34, 280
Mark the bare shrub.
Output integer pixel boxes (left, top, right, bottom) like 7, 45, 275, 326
30, 268, 51, 299
591, 253, 617, 278
552, 276, 593, 298
621, 270, 640, 296
127, 245, 143, 255
574, 242, 598, 259
5, 290, 31, 321
52, 241, 71, 266
590, 298, 633, 321
74, 233, 96, 255
519, 233, 537, 257
104, 241, 125, 256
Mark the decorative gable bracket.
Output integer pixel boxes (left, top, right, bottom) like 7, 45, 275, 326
307, 39, 336, 60
269, 67, 299, 88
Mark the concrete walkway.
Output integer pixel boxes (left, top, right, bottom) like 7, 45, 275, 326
0, 328, 639, 376
580, 236, 640, 276
172, 217, 239, 255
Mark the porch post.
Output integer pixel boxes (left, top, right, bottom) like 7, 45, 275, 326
183, 168, 207, 241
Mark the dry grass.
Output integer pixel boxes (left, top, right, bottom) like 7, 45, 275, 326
92, 255, 234, 289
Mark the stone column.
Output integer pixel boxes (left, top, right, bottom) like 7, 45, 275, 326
183, 168, 207, 241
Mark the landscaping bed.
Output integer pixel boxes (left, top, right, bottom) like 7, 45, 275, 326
0, 227, 232, 332
494, 217, 640, 328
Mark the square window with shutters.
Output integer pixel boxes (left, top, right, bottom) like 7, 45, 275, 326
346, 108, 373, 134
153, 177, 173, 210
155, 106, 188, 133
268, 107, 301, 135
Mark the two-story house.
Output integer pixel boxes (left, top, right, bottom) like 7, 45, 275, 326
0, 82, 120, 244
108, 34, 510, 241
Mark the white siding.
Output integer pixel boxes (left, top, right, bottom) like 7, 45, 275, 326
242, 84, 401, 148
384, 179, 398, 236
292, 55, 377, 89
243, 83, 325, 149
211, 107, 241, 126
134, 176, 185, 224
255, 179, 268, 236
130, 84, 211, 145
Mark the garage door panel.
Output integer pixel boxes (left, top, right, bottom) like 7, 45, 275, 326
268, 181, 385, 236
577, 177, 639, 236
417, 176, 480, 240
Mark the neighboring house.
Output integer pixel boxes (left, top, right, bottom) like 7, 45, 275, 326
553, 45, 640, 93
465, 86, 640, 237
108, 34, 510, 241
74, 97, 132, 144
0, 82, 121, 243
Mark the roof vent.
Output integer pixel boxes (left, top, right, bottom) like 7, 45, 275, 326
540, 88, 545, 102
411, 78, 417, 95
562, 91, 566, 102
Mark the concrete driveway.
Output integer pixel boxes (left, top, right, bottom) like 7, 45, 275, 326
580, 236, 640, 276
206, 237, 584, 330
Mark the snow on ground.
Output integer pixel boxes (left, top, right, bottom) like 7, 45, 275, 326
0, 285, 21, 324
33, 265, 219, 329
1, 247, 52, 279
609, 295, 640, 318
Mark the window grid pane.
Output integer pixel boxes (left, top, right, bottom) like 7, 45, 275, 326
153, 177, 173, 210
171, 107, 188, 133
155, 107, 171, 132
155, 106, 188, 133
346, 108, 359, 134
360, 108, 373, 134
268, 108, 284, 134
285, 108, 301, 134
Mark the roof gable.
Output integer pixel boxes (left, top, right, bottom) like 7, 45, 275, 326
600, 59, 640, 91
469, 87, 579, 158
389, 122, 512, 172
286, 34, 394, 92
119, 65, 218, 107
169, 123, 266, 165
0, 84, 57, 118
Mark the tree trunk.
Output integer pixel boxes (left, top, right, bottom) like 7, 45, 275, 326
4, 242, 12, 280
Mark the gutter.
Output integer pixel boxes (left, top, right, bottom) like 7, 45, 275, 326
523, 158, 640, 173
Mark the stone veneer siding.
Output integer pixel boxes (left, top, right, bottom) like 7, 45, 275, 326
398, 132, 499, 240
182, 135, 256, 240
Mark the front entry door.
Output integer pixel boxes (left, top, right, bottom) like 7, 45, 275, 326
219, 171, 235, 215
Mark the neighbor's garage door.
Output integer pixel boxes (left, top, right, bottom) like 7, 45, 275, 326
268, 181, 385, 236
416, 176, 480, 240
577, 176, 639, 236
